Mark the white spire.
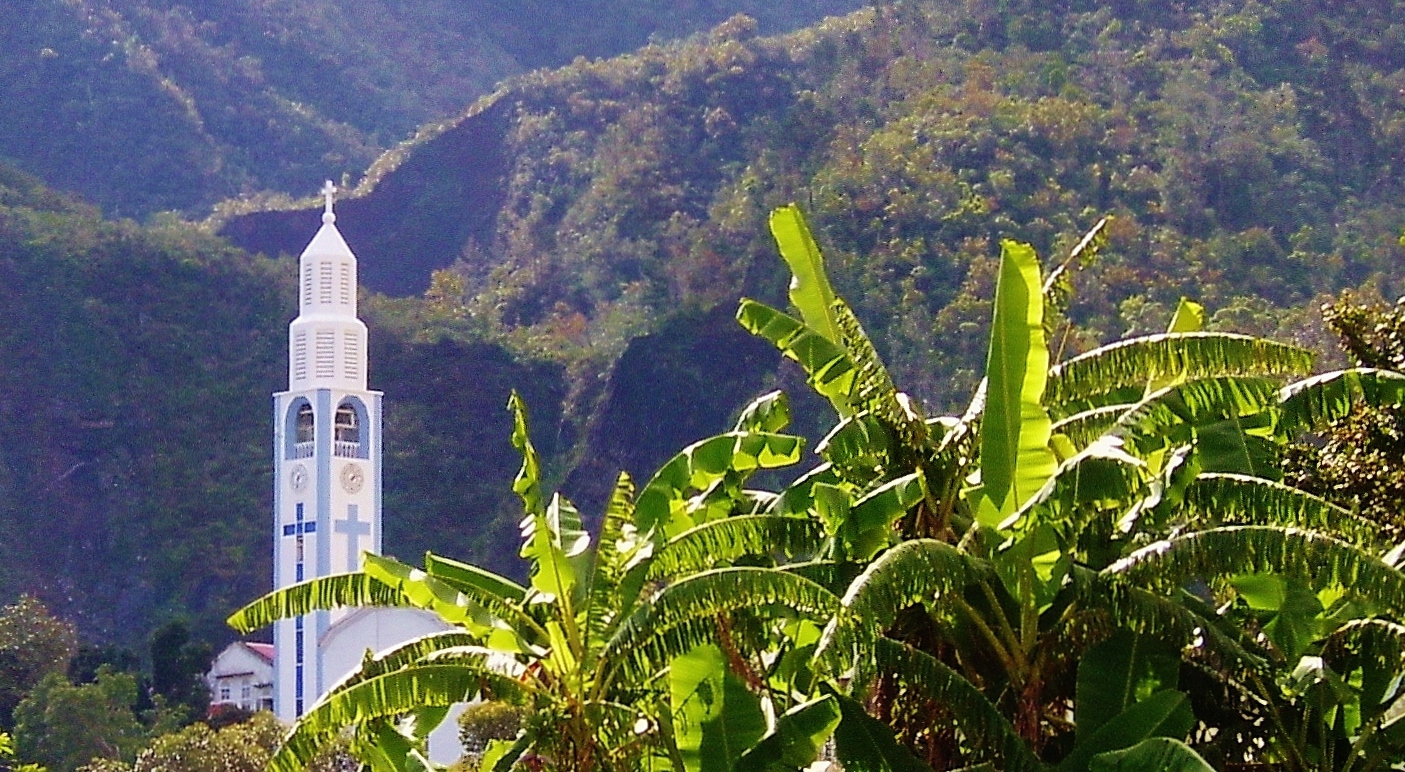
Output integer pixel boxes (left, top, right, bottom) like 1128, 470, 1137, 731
288, 181, 367, 390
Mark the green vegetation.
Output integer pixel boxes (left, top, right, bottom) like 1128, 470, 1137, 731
226, 0, 1405, 413
7, 0, 1405, 768
13, 669, 147, 771
10, 0, 1405, 657
0, 162, 568, 643
228, 208, 1405, 770
0, 0, 857, 216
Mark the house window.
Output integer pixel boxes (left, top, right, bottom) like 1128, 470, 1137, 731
219, 685, 230, 702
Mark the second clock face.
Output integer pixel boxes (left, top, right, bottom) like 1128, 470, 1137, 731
340, 462, 365, 494
290, 463, 308, 491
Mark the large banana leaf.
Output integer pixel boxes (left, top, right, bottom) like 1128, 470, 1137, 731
1074, 630, 1181, 743
1112, 376, 1283, 455
271, 659, 531, 772
1322, 618, 1405, 709
1051, 403, 1138, 452
832, 301, 927, 447
1057, 690, 1194, 772
519, 492, 591, 604
1047, 333, 1313, 413
770, 204, 842, 345
980, 239, 1057, 522
604, 567, 839, 679
733, 695, 842, 772
1145, 298, 1206, 394
317, 631, 490, 696
362, 553, 494, 633
422, 553, 527, 605
734, 390, 793, 433
841, 472, 926, 561
1087, 738, 1215, 771
737, 298, 858, 416
817, 539, 994, 677
1072, 569, 1266, 673
421, 552, 543, 643
227, 570, 403, 632
1001, 436, 1145, 544
1277, 367, 1405, 435
634, 430, 805, 536
643, 515, 825, 584
586, 472, 641, 645
827, 687, 934, 772
671, 643, 767, 772
1104, 526, 1405, 616
1181, 474, 1384, 548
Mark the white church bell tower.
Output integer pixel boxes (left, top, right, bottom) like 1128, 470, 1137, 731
271, 182, 383, 720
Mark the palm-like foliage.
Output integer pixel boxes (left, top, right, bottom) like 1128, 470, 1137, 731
228, 390, 835, 772
230, 206, 1405, 771
738, 207, 1405, 770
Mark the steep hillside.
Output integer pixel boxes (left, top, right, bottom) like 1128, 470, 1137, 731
0, 0, 860, 217
0, 163, 573, 645
8, 0, 1405, 651
223, 0, 1405, 414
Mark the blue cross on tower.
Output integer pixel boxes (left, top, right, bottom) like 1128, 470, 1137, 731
281, 514, 317, 538
283, 503, 316, 581
334, 505, 371, 569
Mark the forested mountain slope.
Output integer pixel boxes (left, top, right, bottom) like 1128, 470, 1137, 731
0, 163, 571, 644
0, 0, 859, 217
223, 0, 1405, 415
6, 0, 1405, 651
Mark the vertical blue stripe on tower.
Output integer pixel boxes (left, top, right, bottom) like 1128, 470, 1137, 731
371, 392, 383, 554
272, 397, 283, 590
314, 389, 332, 699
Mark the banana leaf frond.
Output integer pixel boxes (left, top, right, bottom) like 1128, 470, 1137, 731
737, 298, 858, 417
603, 567, 839, 680
643, 515, 825, 584
1047, 333, 1312, 414
272, 659, 532, 772
1104, 526, 1405, 616
1112, 376, 1283, 453
634, 430, 805, 536
1072, 568, 1267, 674
1277, 367, 1405, 436
817, 540, 995, 673
1181, 474, 1386, 549
585, 472, 639, 648
228, 571, 402, 633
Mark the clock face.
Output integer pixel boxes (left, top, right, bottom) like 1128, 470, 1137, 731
340, 462, 365, 494
290, 463, 308, 491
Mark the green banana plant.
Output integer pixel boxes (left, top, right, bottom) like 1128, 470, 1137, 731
740, 205, 1405, 771
228, 390, 839, 772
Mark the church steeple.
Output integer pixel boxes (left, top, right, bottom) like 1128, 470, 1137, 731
272, 184, 382, 720
288, 181, 367, 391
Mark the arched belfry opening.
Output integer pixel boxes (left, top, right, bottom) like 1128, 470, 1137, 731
334, 398, 368, 458
287, 400, 315, 459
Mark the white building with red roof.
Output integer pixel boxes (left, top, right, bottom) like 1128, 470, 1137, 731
205, 641, 274, 713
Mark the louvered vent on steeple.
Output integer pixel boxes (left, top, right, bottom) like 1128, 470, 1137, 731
286, 181, 368, 392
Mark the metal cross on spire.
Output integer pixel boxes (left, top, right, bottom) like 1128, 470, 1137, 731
321, 180, 336, 223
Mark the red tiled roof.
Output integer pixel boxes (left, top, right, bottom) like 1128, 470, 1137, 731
246, 642, 274, 662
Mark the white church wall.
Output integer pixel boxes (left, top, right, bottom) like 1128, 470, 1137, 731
319, 606, 467, 763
